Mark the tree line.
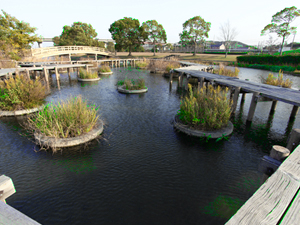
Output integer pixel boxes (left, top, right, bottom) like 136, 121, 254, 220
0, 6, 299, 60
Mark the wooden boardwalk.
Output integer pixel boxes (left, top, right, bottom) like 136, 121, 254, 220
173, 67, 300, 122
226, 144, 300, 225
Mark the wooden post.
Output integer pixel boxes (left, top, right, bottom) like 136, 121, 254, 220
241, 93, 246, 103
247, 92, 260, 122
0, 175, 16, 204
289, 105, 299, 121
269, 100, 278, 115
25, 69, 30, 80
178, 72, 184, 88
43, 67, 49, 91
185, 76, 190, 91
286, 128, 300, 151
55, 67, 60, 90
169, 70, 173, 85
67, 68, 71, 81
85, 64, 89, 72
231, 87, 241, 113
270, 145, 290, 162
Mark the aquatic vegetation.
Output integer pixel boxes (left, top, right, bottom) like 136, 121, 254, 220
0, 74, 47, 111
260, 69, 292, 88
117, 77, 146, 90
98, 65, 112, 73
177, 84, 232, 131
213, 64, 239, 77
79, 68, 99, 79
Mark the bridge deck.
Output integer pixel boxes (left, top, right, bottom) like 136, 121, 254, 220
226, 145, 300, 225
174, 67, 300, 107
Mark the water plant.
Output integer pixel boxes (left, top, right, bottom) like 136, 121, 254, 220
98, 65, 112, 73
260, 69, 292, 88
0, 74, 47, 111
79, 68, 99, 79
213, 64, 239, 77
135, 58, 149, 69
165, 62, 180, 73
24, 95, 100, 140
177, 84, 232, 131
117, 77, 146, 90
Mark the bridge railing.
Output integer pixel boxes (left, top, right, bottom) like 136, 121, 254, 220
31, 46, 109, 56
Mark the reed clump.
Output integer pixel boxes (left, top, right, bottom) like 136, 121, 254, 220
147, 59, 180, 72
98, 66, 112, 73
0, 74, 47, 111
136, 58, 149, 69
260, 69, 292, 88
79, 68, 99, 79
24, 95, 100, 139
213, 64, 240, 77
177, 84, 232, 131
117, 77, 146, 90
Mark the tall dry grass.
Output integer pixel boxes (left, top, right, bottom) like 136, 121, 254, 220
147, 59, 180, 72
260, 69, 293, 88
24, 95, 100, 139
177, 84, 232, 131
0, 74, 47, 111
213, 64, 240, 77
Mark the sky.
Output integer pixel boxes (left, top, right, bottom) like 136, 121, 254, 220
1, 0, 300, 48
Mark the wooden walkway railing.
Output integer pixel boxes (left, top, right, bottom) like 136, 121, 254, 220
31, 46, 110, 58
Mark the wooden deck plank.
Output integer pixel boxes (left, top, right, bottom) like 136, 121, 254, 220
226, 145, 300, 225
226, 169, 300, 225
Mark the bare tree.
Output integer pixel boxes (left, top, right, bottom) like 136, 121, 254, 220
266, 35, 278, 54
219, 20, 238, 58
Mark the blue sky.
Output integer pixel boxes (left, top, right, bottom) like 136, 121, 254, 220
1, 0, 299, 48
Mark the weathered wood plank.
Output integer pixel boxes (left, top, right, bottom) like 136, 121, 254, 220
226, 145, 300, 225
226, 169, 300, 225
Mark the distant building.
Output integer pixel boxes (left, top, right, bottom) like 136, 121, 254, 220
210, 44, 225, 50
278, 47, 291, 52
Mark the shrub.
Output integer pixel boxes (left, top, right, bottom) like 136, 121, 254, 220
24, 95, 100, 140
260, 69, 292, 88
98, 65, 111, 73
177, 84, 232, 131
0, 74, 47, 111
147, 59, 180, 72
213, 64, 239, 77
79, 68, 98, 79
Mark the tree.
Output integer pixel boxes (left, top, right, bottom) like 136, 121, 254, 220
261, 6, 300, 56
107, 42, 115, 52
142, 20, 167, 56
219, 20, 238, 58
109, 17, 147, 56
165, 43, 174, 51
53, 22, 98, 46
266, 35, 278, 54
0, 10, 41, 60
179, 16, 211, 56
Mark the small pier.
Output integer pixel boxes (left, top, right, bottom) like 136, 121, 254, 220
0, 59, 142, 91
172, 66, 300, 123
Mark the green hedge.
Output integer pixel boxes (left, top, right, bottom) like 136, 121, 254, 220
236, 55, 300, 66
233, 62, 297, 72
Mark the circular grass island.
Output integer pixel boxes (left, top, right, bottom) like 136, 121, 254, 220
77, 77, 101, 82
0, 104, 46, 117
173, 115, 233, 139
34, 120, 104, 148
117, 85, 148, 94
99, 71, 113, 75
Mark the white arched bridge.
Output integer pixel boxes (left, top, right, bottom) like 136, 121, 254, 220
31, 46, 111, 59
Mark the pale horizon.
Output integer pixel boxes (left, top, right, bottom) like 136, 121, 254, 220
1, 0, 299, 49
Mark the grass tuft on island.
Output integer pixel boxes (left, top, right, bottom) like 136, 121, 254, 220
79, 68, 99, 79
260, 69, 293, 88
135, 58, 149, 69
177, 84, 232, 131
0, 74, 48, 111
24, 95, 100, 139
98, 66, 112, 73
117, 77, 146, 90
213, 64, 240, 77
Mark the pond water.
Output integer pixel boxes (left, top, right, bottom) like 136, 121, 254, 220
0, 66, 300, 225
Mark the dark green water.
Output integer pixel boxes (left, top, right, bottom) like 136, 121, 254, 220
0, 66, 299, 225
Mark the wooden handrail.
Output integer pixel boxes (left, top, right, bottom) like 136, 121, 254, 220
31, 46, 109, 56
